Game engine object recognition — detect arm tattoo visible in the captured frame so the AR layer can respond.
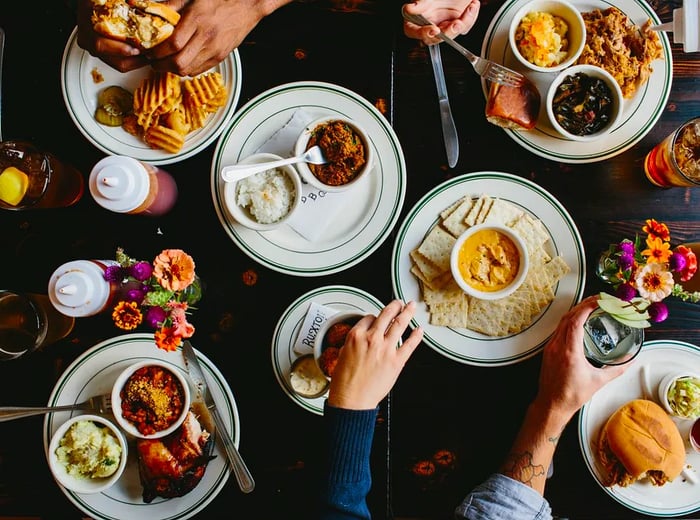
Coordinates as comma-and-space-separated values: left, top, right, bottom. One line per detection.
502, 452, 545, 488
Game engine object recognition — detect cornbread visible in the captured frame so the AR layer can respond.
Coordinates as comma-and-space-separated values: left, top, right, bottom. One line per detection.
55, 420, 122, 479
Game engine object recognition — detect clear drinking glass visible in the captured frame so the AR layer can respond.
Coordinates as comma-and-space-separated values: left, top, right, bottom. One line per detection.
583, 308, 644, 367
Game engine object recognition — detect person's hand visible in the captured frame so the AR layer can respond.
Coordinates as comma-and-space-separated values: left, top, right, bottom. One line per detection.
535, 296, 630, 422
76, 0, 150, 73
146, 0, 290, 77
402, 0, 481, 46
327, 300, 423, 410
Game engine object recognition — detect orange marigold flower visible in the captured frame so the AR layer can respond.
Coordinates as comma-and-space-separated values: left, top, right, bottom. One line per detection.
112, 301, 143, 330
432, 449, 457, 468
154, 327, 182, 352
153, 249, 196, 291
643, 219, 670, 242
642, 236, 672, 264
411, 460, 436, 477
242, 269, 258, 286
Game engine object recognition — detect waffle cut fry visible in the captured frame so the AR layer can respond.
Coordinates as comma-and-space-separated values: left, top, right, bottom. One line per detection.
120, 70, 228, 153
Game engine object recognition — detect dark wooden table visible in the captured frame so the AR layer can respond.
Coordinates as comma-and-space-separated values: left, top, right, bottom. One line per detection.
1, 0, 699, 519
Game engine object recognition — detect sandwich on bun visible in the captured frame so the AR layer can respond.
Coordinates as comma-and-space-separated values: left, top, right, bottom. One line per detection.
597, 399, 685, 487
485, 78, 540, 131
91, 0, 181, 50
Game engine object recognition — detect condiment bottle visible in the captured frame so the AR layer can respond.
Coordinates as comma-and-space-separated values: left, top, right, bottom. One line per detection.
89, 155, 177, 216
47, 260, 122, 317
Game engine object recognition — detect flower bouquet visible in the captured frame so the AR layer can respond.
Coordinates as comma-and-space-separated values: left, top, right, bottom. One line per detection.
105, 248, 202, 351
596, 219, 699, 326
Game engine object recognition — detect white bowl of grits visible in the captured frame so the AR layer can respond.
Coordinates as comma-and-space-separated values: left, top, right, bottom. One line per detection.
48, 414, 127, 494
224, 152, 302, 231
450, 224, 529, 301
509, 0, 586, 73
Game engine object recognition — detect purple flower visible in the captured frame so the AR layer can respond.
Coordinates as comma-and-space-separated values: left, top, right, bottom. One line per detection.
125, 289, 145, 304
615, 283, 637, 301
104, 265, 126, 282
144, 306, 168, 329
618, 241, 635, 255
129, 261, 153, 281
647, 301, 669, 323
669, 252, 687, 272
618, 252, 635, 271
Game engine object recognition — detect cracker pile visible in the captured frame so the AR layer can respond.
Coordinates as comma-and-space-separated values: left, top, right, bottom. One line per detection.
410, 194, 570, 336
123, 71, 227, 153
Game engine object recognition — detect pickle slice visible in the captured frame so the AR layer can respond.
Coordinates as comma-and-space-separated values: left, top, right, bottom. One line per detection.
95, 86, 134, 127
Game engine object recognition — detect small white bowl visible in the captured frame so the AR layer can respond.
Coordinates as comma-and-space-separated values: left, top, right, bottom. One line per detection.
48, 414, 127, 494
294, 116, 373, 193
450, 224, 529, 301
224, 152, 303, 231
111, 360, 191, 439
657, 371, 700, 419
290, 353, 330, 398
313, 310, 366, 379
509, 0, 586, 73
546, 64, 624, 142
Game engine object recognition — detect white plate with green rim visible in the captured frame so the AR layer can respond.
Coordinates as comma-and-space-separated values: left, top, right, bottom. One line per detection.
481, 0, 672, 163
391, 171, 586, 366
579, 339, 700, 517
210, 81, 406, 277
61, 27, 242, 165
271, 285, 385, 415
43, 333, 238, 520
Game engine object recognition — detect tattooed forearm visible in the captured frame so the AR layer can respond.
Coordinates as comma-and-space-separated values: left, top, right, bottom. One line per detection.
502, 452, 546, 488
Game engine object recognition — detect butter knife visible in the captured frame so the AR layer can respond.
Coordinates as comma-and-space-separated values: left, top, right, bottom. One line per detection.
429, 43, 459, 168
182, 340, 255, 493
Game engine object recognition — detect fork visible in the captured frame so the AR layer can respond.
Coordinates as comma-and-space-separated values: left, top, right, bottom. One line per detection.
402, 10, 526, 88
0, 393, 112, 422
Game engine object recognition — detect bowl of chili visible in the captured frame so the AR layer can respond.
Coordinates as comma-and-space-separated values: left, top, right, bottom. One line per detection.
545, 64, 623, 141
111, 359, 191, 439
293, 115, 374, 192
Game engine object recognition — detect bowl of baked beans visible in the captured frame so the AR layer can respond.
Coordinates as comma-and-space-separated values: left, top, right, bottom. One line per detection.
111, 360, 191, 439
293, 115, 374, 193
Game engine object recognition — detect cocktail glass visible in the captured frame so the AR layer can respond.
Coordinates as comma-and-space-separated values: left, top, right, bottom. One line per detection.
583, 308, 644, 367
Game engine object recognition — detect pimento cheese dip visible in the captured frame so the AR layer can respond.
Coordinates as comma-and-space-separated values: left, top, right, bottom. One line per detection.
456, 229, 520, 292
120, 365, 185, 436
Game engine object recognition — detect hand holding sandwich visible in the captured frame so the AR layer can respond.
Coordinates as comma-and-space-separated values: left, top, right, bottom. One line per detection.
77, 0, 293, 76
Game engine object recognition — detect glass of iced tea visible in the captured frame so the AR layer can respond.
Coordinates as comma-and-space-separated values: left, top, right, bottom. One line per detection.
0, 140, 85, 210
644, 117, 700, 187
0, 291, 75, 360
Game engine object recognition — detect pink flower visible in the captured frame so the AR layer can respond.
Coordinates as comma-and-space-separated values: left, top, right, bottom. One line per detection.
168, 301, 195, 339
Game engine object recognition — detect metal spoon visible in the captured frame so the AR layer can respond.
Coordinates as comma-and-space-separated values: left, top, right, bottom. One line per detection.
220, 145, 326, 183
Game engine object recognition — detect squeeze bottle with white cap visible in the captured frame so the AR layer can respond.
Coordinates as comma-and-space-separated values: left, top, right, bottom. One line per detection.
47, 260, 122, 317
89, 155, 178, 216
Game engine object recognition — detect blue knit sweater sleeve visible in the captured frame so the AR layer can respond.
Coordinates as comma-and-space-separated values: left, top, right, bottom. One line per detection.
319, 401, 377, 519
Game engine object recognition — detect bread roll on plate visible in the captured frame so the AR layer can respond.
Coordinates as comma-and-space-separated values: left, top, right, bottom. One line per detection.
485, 78, 541, 131
92, 0, 181, 50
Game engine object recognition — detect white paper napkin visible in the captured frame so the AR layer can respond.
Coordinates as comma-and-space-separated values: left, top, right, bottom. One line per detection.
293, 302, 339, 356
256, 109, 346, 241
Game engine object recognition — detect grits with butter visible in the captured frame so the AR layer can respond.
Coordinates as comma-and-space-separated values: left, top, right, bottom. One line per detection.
409, 194, 570, 336
456, 228, 520, 292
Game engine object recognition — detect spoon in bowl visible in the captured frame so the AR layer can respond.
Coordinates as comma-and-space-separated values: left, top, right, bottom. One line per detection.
221, 145, 327, 183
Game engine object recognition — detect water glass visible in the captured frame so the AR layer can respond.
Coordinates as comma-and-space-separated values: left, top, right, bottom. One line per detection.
583, 308, 644, 367
0, 290, 75, 361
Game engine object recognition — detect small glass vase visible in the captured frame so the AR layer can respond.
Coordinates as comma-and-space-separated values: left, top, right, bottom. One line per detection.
596, 249, 619, 285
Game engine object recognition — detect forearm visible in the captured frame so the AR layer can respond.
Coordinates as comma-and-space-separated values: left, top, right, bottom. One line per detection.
500, 400, 573, 495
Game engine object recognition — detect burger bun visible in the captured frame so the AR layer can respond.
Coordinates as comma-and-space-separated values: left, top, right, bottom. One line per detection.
597, 399, 685, 487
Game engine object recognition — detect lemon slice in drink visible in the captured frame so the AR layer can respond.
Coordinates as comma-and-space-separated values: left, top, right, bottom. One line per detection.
0, 166, 30, 206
